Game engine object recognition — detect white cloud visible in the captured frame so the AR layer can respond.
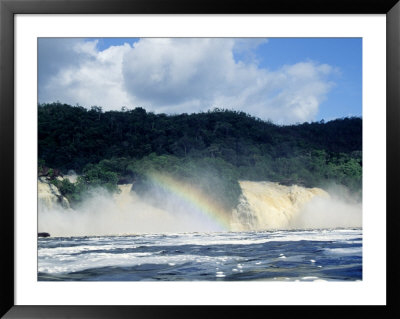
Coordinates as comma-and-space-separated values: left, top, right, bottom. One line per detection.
39, 38, 336, 124
39, 39, 132, 108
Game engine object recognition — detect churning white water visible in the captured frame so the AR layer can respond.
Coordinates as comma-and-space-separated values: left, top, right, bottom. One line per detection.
38, 179, 361, 237
37, 178, 362, 282
38, 229, 363, 281
231, 181, 361, 231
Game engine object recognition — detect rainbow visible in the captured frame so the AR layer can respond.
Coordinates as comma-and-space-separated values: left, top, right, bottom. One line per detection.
147, 172, 232, 231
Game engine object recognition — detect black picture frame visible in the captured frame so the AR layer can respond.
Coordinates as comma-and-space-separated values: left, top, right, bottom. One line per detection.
1, 0, 399, 318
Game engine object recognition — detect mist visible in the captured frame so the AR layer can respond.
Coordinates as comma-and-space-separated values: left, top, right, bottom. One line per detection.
290, 191, 362, 229
38, 179, 362, 237
38, 184, 224, 237
231, 181, 362, 231
290, 182, 361, 229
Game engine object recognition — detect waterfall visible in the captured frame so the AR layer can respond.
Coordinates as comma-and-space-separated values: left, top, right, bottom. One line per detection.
38, 178, 361, 236
230, 181, 330, 231
38, 177, 70, 209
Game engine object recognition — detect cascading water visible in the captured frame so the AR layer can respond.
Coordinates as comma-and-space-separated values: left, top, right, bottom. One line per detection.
38, 177, 70, 209
38, 178, 363, 281
38, 177, 361, 236
231, 181, 330, 231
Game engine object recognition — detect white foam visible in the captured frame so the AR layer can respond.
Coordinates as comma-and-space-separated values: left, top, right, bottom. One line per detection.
38, 229, 362, 275
133, 229, 362, 247
324, 247, 362, 255
38, 253, 241, 274
38, 244, 138, 257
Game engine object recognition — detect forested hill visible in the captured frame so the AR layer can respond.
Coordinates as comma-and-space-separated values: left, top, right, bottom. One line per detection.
38, 103, 362, 210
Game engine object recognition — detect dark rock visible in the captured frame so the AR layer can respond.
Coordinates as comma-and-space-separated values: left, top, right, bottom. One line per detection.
38, 166, 62, 179
38, 232, 50, 238
118, 175, 135, 184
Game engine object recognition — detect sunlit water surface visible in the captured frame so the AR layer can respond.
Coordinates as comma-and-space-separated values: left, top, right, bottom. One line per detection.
38, 228, 362, 281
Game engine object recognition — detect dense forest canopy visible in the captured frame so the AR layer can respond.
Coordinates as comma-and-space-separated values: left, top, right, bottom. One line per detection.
38, 102, 362, 210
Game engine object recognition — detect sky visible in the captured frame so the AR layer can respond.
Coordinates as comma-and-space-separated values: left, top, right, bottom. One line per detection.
38, 37, 361, 125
